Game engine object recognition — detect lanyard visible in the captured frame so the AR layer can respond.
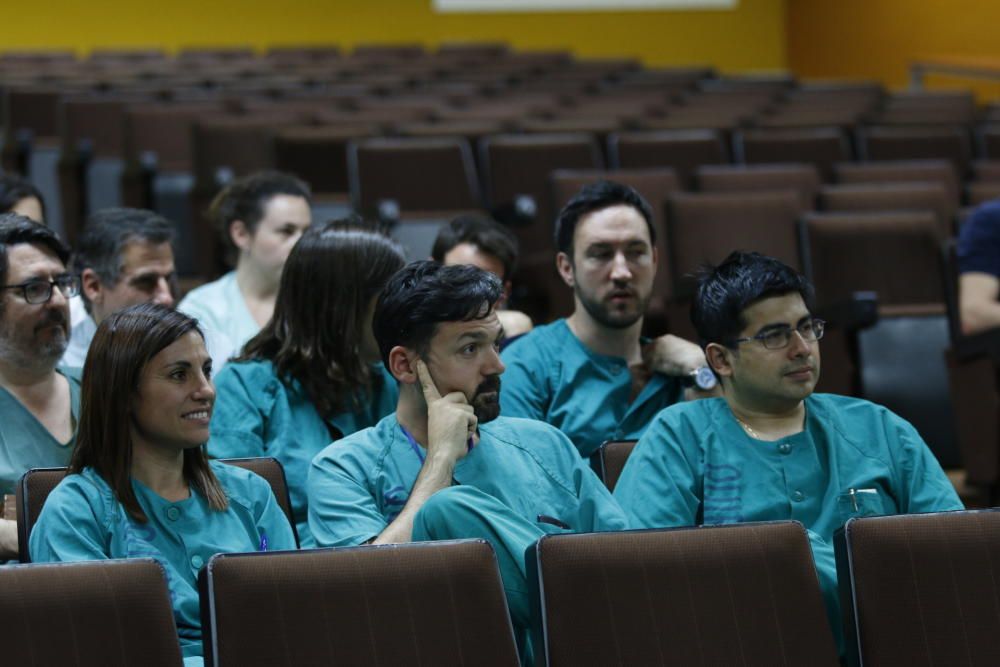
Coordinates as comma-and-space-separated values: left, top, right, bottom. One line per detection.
399, 424, 426, 464
398, 424, 475, 465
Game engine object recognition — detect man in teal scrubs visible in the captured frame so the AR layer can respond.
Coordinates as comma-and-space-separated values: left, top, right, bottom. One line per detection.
614, 250, 963, 648
0, 214, 82, 560
500, 180, 709, 458
308, 262, 627, 661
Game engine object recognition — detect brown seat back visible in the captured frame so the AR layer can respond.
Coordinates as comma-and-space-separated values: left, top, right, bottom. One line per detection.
1, 558, 184, 666
837, 510, 1000, 666
594, 439, 638, 492
218, 457, 298, 547
696, 162, 821, 209
201, 539, 520, 667
531, 521, 839, 666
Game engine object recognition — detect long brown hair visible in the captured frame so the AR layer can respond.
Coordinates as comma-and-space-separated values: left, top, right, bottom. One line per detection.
239, 220, 405, 418
69, 303, 227, 523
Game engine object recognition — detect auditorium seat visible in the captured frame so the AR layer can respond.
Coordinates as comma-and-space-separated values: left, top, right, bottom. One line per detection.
818, 182, 956, 237
858, 125, 973, 177
274, 124, 376, 205
968, 181, 1000, 206
610, 129, 729, 190
528, 521, 838, 666
977, 124, 1000, 159
734, 127, 851, 180
836, 509, 1000, 667
696, 163, 821, 209
16, 458, 298, 562
833, 159, 960, 203
665, 190, 804, 298
591, 439, 638, 491
200, 539, 520, 667
2, 558, 184, 666
801, 211, 958, 465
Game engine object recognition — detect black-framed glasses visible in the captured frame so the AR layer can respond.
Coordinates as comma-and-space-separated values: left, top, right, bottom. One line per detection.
1, 274, 80, 304
733, 318, 825, 350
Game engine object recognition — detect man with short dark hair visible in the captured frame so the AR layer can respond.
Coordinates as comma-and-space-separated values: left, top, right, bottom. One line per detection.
431, 214, 533, 339
614, 250, 963, 648
501, 180, 709, 458
307, 261, 626, 661
62, 207, 176, 367
0, 214, 81, 559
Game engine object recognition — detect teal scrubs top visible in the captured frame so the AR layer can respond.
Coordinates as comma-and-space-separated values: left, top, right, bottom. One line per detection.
208, 359, 398, 547
0, 367, 81, 495
29, 461, 296, 664
500, 319, 684, 457
307, 414, 628, 548
614, 394, 964, 648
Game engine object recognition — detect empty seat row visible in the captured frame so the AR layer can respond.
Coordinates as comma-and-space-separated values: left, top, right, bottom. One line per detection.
6, 511, 1000, 666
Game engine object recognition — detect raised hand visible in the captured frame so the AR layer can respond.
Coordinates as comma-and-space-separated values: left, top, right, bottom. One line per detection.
415, 359, 475, 464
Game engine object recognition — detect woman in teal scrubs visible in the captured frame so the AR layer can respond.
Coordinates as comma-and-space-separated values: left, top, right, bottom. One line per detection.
30, 303, 296, 666
208, 221, 406, 546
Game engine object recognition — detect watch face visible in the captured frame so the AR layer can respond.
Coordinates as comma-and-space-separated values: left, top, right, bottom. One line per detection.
694, 366, 718, 391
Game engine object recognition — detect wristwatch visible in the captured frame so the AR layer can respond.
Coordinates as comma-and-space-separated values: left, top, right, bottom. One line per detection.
684, 366, 718, 391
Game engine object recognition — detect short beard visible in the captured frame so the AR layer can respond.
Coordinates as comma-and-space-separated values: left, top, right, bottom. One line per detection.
575, 283, 648, 330
0, 310, 69, 370
471, 375, 502, 423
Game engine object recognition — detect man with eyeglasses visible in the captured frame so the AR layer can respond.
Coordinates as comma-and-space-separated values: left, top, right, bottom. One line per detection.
614, 250, 962, 651
0, 214, 82, 559
62, 208, 176, 367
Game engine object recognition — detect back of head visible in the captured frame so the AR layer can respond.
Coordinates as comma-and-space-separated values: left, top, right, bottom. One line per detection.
0, 174, 45, 222
71, 303, 218, 521
209, 170, 312, 265
691, 251, 814, 348
554, 180, 655, 256
0, 212, 69, 287
431, 214, 519, 280
241, 219, 405, 415
374, 260, 504, 366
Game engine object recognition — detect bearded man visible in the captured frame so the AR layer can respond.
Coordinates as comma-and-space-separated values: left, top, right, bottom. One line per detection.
500, 180, 711, 457
307, 261, 627, 663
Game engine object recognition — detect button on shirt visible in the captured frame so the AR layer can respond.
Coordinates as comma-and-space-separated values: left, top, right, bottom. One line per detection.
500, 319, 684, 457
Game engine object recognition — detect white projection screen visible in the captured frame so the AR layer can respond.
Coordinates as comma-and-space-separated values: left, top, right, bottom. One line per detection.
433, 0, 737, 12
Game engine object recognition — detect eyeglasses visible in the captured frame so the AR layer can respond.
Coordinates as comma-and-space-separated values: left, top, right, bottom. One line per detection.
1, 274, 80, 305
733, 318, 825, 350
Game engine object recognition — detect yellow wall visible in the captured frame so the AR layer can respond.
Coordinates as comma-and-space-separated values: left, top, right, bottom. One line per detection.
787, 0, 1000, 100
1, 0, 786, 73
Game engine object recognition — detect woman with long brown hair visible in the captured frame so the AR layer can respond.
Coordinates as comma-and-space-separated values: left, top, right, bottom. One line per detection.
208, 220, 406, 547
30, 303, 296, 665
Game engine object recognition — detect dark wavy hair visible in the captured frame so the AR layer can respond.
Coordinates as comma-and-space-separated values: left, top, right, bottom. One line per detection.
691, 250, 815, 349
238, 220, 405, 417
553, 180, 655, 257
431, 214, 519, 280
69, 303, 227, 523
0, 174, 45, 222
373, 261, 504, 366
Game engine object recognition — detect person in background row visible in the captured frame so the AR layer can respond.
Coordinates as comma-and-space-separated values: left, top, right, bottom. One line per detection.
209, 221, 405, 546
308, 261, 627, 664
179, 171, 312, 373
0, 214, 80, 560
62, 207, 176, 367
614, 250, 963, 652
31, 303, 296, 667
0, 174, 45, 224
501, 180, 711, 458
431, 214, 533, 342
957, 200, 1000, 335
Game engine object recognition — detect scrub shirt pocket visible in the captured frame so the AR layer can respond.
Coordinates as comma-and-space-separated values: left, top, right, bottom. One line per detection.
837, 488, 886, 524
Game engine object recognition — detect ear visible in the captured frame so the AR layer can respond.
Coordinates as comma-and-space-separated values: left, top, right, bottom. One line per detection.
556, 251, 574, 288
387, 346, 417, 384
81, 268, 103, 305
230, 220, 252, 251
705, 342, 735, 380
